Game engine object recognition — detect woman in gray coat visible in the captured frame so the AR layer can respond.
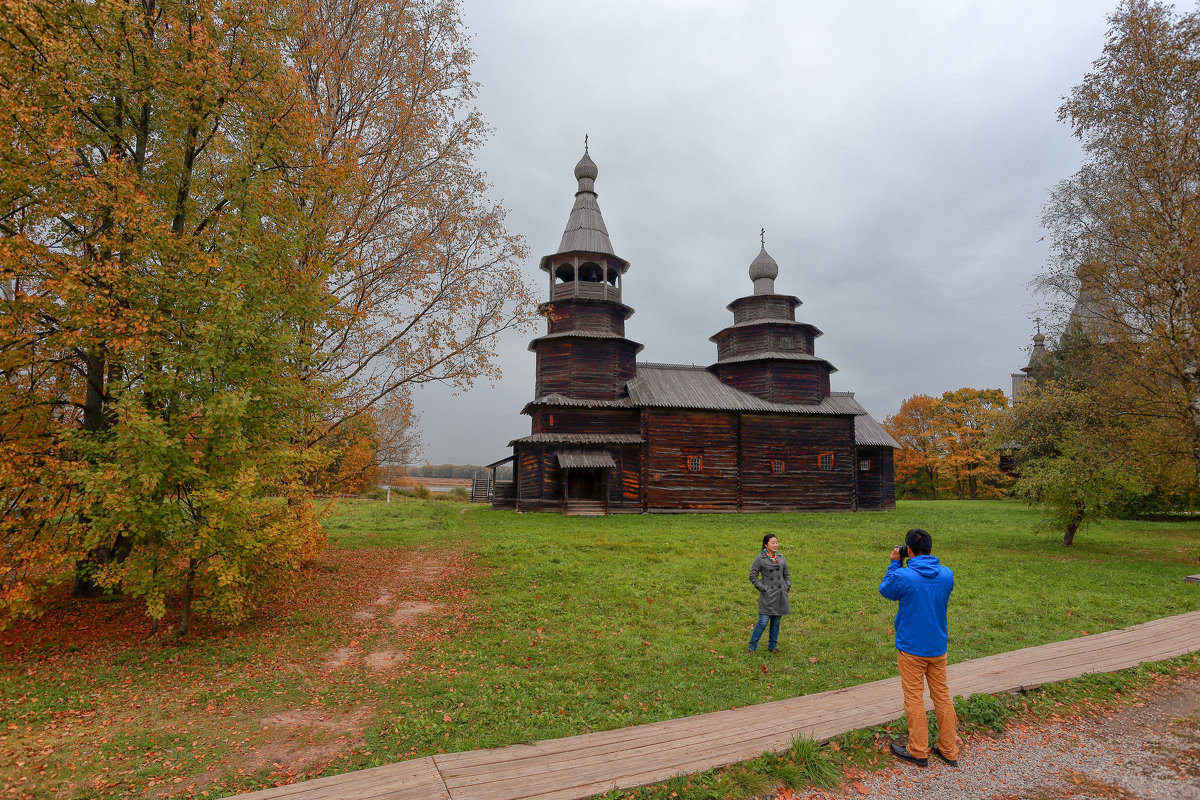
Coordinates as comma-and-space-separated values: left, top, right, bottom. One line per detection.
747, 533, 791, 653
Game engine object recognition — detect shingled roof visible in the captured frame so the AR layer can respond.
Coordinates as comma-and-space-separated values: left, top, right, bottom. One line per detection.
626, 363, 857, 414
622, 364, 896, 448
854, 412, 901, 448
557, 150, 614, 255
507, 432, 644, 447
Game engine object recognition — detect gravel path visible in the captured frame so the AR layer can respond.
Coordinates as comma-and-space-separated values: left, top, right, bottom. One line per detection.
792, 673, 1200, 800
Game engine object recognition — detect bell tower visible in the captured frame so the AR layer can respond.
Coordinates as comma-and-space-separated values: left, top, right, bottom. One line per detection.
530, 145, 642, 400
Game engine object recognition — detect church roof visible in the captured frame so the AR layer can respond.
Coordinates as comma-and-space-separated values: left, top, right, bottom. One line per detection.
508, 432, 643, 447
626, 363, 858, 414
712, 350, 837, 371
527, 331, 645, 353
749, 245, 779, 282
854, 412, 901, 449
557, 450, 617, 469
556, 148, 615, 256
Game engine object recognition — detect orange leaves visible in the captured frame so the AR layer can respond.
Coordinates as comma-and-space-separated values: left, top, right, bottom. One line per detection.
885, 389, 1010, 500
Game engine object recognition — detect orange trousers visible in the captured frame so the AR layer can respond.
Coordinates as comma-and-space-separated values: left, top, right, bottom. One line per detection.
897, 650, 959, 760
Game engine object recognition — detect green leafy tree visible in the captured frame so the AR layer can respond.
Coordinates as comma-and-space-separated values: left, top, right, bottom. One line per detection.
0, 0, 331, 631
995, 382, 1145, 545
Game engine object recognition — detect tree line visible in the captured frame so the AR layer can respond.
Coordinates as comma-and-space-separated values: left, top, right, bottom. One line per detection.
1000, 0, 1200, 544
885, 1, 1200, 544
0, 0, 536, 633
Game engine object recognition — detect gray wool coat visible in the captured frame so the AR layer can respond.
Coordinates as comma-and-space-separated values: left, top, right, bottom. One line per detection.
749, 551, 791, 616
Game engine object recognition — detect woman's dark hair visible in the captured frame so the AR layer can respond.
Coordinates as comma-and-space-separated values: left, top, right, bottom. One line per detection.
905, 528, 933, 555
762, 533, 778, 549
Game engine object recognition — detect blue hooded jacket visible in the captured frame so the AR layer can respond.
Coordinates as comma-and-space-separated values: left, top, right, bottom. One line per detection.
878, 554, 954, 658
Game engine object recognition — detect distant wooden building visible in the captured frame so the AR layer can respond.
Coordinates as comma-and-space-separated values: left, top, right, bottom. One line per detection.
489, 148, 897, 514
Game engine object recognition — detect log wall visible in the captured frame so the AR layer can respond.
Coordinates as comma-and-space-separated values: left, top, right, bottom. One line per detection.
643, 410, 740, 510
714, 326, 815, 359
730, 296, 797, 324
535, 339, 639, 400
855, 447, 895, 510
738, 414, 856, 511
543, 299, 629, 336
714, 361, 830, 404
531, 408, 640, 435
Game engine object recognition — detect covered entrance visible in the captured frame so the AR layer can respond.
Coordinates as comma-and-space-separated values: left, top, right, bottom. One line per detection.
557, 451, 615, 515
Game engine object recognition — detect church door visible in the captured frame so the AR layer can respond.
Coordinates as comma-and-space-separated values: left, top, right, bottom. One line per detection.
566, 467, 605, 500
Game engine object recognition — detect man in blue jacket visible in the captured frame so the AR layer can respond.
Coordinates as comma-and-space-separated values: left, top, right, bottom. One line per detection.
878, 528, 959, 767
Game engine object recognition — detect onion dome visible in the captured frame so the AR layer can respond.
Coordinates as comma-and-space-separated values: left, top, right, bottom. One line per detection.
574, 151, 598, 182
750, 245, 779, 295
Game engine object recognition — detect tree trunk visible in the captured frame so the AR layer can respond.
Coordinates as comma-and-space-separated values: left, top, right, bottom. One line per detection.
1062, 522, 1077, 547
178, 560, 196, 637
1182, 359, 1200, 487
73, 355, 132, 596
73, 354, 109, 597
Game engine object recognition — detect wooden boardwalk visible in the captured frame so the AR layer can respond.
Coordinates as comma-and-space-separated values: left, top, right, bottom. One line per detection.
231, 610, 1200, 800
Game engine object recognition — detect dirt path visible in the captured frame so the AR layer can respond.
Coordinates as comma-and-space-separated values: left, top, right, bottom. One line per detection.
793, 673, 1200, 800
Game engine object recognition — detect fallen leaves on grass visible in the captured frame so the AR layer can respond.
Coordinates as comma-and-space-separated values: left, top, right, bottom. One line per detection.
0, 545, 480, 800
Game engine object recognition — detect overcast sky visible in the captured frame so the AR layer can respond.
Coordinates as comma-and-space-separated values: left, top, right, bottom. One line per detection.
410, 0, 1116, 466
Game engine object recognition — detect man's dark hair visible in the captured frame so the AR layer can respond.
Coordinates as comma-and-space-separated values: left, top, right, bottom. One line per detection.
762, 533, 778, 549
905, 528, 932, 556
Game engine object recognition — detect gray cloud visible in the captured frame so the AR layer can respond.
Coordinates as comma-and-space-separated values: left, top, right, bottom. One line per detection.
411, 0, 1114, 464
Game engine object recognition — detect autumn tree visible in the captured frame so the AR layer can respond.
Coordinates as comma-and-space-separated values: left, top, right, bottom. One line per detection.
0, 0, 331, 631
884, 395, 943, 499
287, 0, 537, 470
884, 389, 1010, 499
934, 388, 1010, 499
1040, 0, 1200, 493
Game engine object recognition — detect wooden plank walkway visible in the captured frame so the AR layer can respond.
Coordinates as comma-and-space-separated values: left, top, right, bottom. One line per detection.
231, 610, 1200, 800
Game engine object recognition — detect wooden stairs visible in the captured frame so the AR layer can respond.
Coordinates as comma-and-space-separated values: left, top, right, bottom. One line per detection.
470, 475, 492, 503
564, 499, 607, 516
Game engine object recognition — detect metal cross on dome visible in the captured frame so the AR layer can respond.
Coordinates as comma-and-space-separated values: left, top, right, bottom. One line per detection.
760, 227, 765, 246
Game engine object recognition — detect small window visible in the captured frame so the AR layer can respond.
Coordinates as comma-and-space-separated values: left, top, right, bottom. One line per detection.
859, 458, 871, 472
780, 336, 792, 349
547, 413, 555, 427
688, 455, 703, 472
818, 453, 833, 471
770, 459, 785, 474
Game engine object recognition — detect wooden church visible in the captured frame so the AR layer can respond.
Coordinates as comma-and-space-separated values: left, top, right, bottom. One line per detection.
488, 147, 897, 514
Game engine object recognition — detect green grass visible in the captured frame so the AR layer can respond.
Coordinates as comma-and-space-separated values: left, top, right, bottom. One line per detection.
339, 498, 1198, 766
2, 497, 1197, 798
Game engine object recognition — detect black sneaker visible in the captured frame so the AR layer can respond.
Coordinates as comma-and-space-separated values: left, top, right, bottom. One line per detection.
889, 740, 928, 767
932, 744, 959, 767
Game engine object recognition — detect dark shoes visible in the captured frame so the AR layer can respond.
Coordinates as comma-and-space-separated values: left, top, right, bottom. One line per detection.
889, 740, 928, 767
932, 743, 959, 767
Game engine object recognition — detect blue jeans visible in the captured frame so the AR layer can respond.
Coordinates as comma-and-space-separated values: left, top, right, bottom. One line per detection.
748, 614, 781, 651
